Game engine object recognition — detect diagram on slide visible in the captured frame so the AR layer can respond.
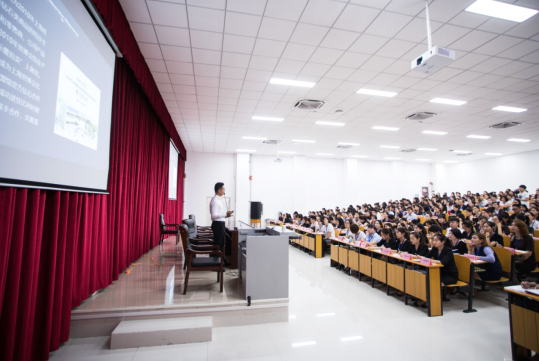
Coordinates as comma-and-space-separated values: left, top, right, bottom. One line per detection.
54, 53, 101, 150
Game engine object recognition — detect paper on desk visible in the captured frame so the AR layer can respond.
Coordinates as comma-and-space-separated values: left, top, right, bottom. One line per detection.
505, 285, 526, 293
525, 289, 539, 296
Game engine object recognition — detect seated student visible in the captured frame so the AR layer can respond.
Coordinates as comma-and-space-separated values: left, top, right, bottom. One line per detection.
349, 223, 366, 242
342, 220, 352, 237
303, 217, 311, 228
365, 224, 382, 245
374, 220, 383, 235
309, 216, 319, 231
446, 217, 463, 235
407, 231, 429, 257
319, 217, 335, 248
413, 223, 427, 240
461, 220, 475, 240
448, 228, 468, 255
499, 220, 537, 282
284, 213, 293, 224
426, 224, 442, 247
378, 228, 397, 249
395, 227, 412, 253
467, 233, 502, 282
481, 221, 503, 247
331, 216, 340, 230
404, 207, 418, 222
415, 234, 458, 308
278, 212, 284, 222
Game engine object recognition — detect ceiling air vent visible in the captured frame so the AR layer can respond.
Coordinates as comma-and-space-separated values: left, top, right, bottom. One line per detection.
400, 149, 416, 153
337, 144, 354, 149
263, 140, 281, 145
294, 99, 325, 111
489, 121, 522, 130
405, 112, 437, 120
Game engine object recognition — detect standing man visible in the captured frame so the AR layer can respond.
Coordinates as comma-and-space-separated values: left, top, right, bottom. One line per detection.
210, 182, 234, 266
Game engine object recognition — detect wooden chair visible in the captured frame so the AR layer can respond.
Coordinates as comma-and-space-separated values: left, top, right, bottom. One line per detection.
529, 240, 539, 275
179, 225, 224, 295
479, 247, 511, 290
443, 255, 470, 301
189, 214, 214, 236
535, 230, 539, 238
502, 236, 511, 248
159, 213, 181, 253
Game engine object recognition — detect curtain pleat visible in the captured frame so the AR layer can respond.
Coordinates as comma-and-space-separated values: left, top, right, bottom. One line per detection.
0, 57, 185, 361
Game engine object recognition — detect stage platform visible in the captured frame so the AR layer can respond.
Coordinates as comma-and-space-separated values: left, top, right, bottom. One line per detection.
70, 237, 288, 338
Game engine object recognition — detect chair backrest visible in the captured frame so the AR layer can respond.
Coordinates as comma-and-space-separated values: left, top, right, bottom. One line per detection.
503, 236, 511, 248
179, 225, 191, 254
535, 240, 539, 263
182, 218, 197, 238
535, 230, 539, 238
189, 214, 196, 223
159, 213, 165, 231
453, 255, 471, 283
493, 247, 511, 273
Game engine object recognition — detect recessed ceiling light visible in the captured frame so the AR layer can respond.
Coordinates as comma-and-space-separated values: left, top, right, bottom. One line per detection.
292, 139, 315, 143
444, 160, 459, 163
292, 341, 316, 347
236, 149, 256, 152
453, 150, 471, 154
372, 126, 399, 131
352, 155, 368, 158
417, 148, 437, 151
316, 313, 335, 317
430, 98, 467, 106
492, 106, 527, 113
316, 153, 333, 156
357, 88, 398, 97
242, 136, 267, 140
316, 121, 345, 126
422, 130, 447, 135
338, 142, 360, 146
252, 116, 284, 121
385, 157, 401, 160
466, 135, 491, 139
340, 336, 363, 342
415, 159, 431, 161
380, 145, 400, 149
507, 138, 530, 142
485, 153, 503, 156
465, 0, 538, 22
278, 151, 296, 154
270, 78, 316, 88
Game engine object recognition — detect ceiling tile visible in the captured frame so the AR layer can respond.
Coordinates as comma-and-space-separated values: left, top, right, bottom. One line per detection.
223, 34, 256, 54
491, 61, 534, 77
153, 25, 190, 47
225, 12, 262, 37
192, 48, 222, 65
252, 38, 286, 57
152, 72, 171, 83
300, 63, 332, 77
448, 53, 490, 70
249, 56, 279, 71
448, 11, 489, 29
139, 43, 163, 59
129, 23, 158, 43
394, 18, 443, 43
186, 0, 225, 10
187, 6, 225, 32
221, 66, 247, 79
221, 52, 250, 67
310, 48, 344, 65
258, 17, 296, 41
289, 23, 330, 46
119, 0, 152, 23
431, 24, 471, 48
521, 50, 539, 63
449, 30, 499, 52
281, 43, 317, 62
384, 0, 429, 16
300, 0, 346, 27
469, 57, 512, 73
375, 39, 417, 59
504, 14, 539, 39
226, 0, 267, 15
195, 76, 220, 87
245, 69, 272, 82
474, 35, 524, 56
274, 59, 306, 74
497, 40, 539, 60
145, 59, 167, 72
477, 18, 518, 34
333, 4, 380, 33
349, 34, 390, 55
264, 0, 308, 21
166, 60, 194, 75
319, 29, 360, 50
193, 63, 220, 77
360, 56, 394, 72
335, 52, 369, 69
325, 66, 356, 80
147, 1, 188, 27
417, 0, 474, 23
364, 11, 413, 38
190, 30, 223, 50
170, 73, 195, 85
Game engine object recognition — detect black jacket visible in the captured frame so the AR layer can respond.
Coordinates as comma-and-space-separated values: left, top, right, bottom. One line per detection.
396, 239, 412, 253
452, 240, 468, 255
409, 243, 429, 257
426, 247, 458, 280
377, 238, 398, 250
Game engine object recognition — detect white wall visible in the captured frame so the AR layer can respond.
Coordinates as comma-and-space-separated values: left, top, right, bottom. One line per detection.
442, 149, 539, 194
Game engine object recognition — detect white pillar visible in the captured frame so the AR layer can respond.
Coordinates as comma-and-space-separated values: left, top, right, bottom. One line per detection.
234, 153, 250, 227
293, 156, 307, 214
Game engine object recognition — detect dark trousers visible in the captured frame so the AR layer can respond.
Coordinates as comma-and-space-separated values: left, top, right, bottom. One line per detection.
211, 221, 225, 253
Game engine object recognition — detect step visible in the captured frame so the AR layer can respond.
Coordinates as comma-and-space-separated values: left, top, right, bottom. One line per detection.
110, 316, 212, 349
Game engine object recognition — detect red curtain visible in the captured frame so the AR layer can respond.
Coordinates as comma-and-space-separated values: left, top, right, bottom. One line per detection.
0, 59, 185, 361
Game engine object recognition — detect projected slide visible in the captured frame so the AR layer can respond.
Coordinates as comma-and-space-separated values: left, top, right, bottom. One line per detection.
54, 53, 101, 150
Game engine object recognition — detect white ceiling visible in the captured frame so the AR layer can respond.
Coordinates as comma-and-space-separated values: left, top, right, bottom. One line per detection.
118, 0, 539, 163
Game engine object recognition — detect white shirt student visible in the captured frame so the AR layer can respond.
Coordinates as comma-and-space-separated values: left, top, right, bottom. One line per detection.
319, 219, 334, 242
518, 185, 530, 207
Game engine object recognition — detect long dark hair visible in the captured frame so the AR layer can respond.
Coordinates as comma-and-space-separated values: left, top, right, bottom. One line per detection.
410, 231, 426, 247
381, 228, 395, 240
396, 227, 410, 241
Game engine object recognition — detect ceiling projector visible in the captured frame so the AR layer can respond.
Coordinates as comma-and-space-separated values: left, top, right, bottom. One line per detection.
411, 45, 455, 74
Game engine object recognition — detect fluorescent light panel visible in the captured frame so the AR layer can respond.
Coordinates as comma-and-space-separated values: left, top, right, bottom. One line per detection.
485, 153, 503, 156
430, 98, 467, 106
316, 153, 333, 156
292, 341, 316, 347
507, 138, 530, 142
357, 88, 397, 97
465, 0, 538, 22
338, 142, 360, 146
422, 130, 447, 135
292, 139, 315, 143
242, 136, 267, 140
270, 78, 315, 88
252, 116, 284, 121
316, 121, 345, 126
236, 149, 256, 152
417, 148, 437, 151
466, 135, 491, 139
492, 106, 527, 113
453, 150, 471, 154
380, 145, 400, 149
385, 157, 401, 160
372, 126, 399, 131
340, 336, 363, 342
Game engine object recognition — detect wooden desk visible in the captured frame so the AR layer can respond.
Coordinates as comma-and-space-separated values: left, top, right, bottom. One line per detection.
225, 227, 239, 269
505, 286, 539, 360
286, 225, 324, 258
329, 238, 444, 317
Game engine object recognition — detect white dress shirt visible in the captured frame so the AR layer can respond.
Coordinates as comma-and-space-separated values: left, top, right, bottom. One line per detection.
320, 224, 334, 239
210, 194, 228, 222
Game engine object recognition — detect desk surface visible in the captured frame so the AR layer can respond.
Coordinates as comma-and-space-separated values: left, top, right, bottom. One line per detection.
505, 285, 539, 302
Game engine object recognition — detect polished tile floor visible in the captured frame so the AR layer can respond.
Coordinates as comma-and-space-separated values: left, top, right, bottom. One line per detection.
55, 243, 513, 360
73, 237, 244, 311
